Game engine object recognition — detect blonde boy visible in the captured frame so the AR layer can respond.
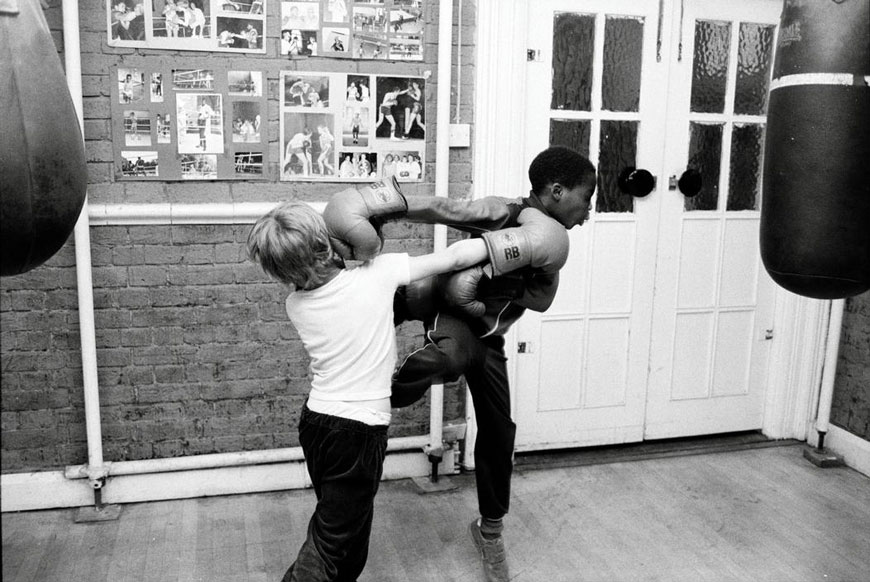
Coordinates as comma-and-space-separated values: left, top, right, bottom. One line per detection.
247, 197, 487, 581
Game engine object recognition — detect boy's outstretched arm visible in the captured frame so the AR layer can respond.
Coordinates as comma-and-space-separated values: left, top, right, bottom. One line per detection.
407, 238, 487, 283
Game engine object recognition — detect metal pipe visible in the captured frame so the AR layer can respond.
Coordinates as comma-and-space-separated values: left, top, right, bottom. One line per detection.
815, 298, 845, 448
62, 0, 107, 493
426, 0, 455, 470
87, 202, 297, 226
64, 433, 458, 479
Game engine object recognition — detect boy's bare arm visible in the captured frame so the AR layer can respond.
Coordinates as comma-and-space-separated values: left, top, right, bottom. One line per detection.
407, 238, 487, 283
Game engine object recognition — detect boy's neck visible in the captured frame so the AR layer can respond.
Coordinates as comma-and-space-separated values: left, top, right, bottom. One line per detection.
301, 259, 342, 291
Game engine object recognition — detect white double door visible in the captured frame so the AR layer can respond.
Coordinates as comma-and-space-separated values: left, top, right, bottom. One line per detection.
511, 0, 781, 450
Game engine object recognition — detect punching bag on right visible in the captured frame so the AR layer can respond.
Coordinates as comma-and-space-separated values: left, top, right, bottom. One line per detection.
760, 0, 870, 299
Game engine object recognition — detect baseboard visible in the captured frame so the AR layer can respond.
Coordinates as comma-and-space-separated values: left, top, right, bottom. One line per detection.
1, 447, 456, 513
826, 425, 870, 477
514, 431, 799, 472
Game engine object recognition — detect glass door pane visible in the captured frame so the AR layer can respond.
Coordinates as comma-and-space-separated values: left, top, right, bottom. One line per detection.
549, 10, 648, 213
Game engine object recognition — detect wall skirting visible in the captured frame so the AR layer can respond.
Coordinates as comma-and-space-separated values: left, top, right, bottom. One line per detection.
824, 425, 870, 478
1, 447, 457, 513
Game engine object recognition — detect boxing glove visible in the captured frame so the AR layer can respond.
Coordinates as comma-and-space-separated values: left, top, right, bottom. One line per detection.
394, 276, 438, 325
480, 207, 569, 277
322, 175, 408, 260
440, 265, 486, 317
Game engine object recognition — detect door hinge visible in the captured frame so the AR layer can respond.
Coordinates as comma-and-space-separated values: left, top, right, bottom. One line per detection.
527, 49, 542, 62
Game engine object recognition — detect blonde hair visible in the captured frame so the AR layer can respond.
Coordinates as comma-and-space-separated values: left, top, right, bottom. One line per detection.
246, 201, 335, 289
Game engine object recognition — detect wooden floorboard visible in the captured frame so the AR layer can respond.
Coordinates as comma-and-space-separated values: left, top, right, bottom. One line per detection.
3, 444, 869, 582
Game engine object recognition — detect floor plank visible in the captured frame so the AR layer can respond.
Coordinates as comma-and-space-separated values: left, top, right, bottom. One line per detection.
3, 445, 869, 582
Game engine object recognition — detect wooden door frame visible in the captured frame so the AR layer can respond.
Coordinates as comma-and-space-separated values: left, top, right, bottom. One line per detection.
465, 0, 822, 466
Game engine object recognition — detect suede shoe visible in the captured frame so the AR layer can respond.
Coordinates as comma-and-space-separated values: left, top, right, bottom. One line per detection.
469, 519, 509, 582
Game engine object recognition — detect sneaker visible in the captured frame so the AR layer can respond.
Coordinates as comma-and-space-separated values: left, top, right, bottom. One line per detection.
468, 519, 509, 582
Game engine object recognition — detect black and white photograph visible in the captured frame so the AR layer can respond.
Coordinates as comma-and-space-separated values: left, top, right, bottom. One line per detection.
337, 151, 378, 179
156, 113, 172, 144
312, 122, 336, 177
215, 16, 262, 49
352, 4, 387, 33
324, 0, 349, 23
217, 0, 263, 15
379, 149, 420, 180
234, 151, 263, 176
123, 109, 151, 146
120, 150, 158, 176
180, 153, 217, 179
374, 75, 425, 140
118, 68, 146, 104
389, 34, 422, 60
346, 75, 373, 103
323, 26, 349, 53
351, 33, 388, 59
281, 1, 319, 30
151, 0, 211, 41
342, 105, 369, 147
390, 150, 422, 181
175, 93, 223, 154
228, 70, 263, 96
284, 74, 330, 108
231, 102, 262, 143
107, 0, 266, 52
280, 28, 318, 57
109, 0, 146, 43
150, 72, 164, 102
172, 68, 215, 91
282, 111, 332, 178
389, 3, 422, 34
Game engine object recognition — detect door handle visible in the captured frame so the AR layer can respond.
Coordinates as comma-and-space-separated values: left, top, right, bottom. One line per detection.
674, 168, 702, 197
617, 167, 656, 197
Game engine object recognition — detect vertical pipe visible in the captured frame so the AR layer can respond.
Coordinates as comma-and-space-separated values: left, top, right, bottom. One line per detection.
815, 298, 845, 448
62, 0, 105, 478
429, 0, 455, 460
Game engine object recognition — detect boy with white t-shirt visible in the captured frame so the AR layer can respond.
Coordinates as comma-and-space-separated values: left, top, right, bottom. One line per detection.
246, 194, 488, 582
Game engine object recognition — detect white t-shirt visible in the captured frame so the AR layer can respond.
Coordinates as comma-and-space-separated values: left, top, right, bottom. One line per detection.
285, 253, 411, 404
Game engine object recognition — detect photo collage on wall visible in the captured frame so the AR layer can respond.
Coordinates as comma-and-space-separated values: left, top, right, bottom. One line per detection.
107, 0, 267, 53
280, 71, 425, 182
280, 0, 423, 61
113, 66, 268, 180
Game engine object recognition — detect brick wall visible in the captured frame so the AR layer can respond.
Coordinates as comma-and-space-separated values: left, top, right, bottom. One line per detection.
831, 291, 870, 440
1, 0, 476, 473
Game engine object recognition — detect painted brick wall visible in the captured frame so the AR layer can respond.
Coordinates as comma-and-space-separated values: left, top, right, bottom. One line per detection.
1, 0, 477, 473
831, 291, 870, 440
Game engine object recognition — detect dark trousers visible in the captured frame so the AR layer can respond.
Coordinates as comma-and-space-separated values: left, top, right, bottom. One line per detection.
282, 406, 389, 582
394, 312, 516, 519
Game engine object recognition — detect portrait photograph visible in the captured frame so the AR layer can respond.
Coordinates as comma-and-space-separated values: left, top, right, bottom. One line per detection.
118, 68, 146, 104
176, 93, 224, 154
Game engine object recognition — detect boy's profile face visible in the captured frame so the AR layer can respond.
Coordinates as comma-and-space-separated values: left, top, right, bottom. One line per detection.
547, 175, 596, 229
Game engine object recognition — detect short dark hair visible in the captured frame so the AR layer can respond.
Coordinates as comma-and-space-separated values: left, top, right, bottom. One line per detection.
528, 146, 596, 194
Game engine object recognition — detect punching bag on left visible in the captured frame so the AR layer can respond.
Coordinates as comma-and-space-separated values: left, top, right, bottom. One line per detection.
0, 0, 88, 277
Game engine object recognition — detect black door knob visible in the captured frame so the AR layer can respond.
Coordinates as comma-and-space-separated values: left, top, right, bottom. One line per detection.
678, 168, 702, 197
617, 167, 656, 197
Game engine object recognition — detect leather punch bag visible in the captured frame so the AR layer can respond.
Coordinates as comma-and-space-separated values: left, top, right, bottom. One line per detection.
760, 0, 870, 299
0, 0, 88, 277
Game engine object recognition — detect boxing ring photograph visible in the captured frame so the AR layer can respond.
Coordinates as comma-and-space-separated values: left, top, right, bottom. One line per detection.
1, 0, 868, 581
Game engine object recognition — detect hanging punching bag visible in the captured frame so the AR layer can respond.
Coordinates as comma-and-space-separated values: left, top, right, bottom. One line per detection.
760, 0, 870, 299
0, 0, 88, 277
